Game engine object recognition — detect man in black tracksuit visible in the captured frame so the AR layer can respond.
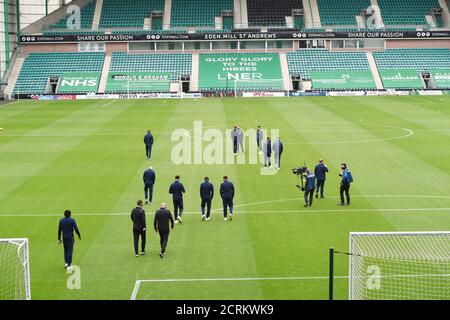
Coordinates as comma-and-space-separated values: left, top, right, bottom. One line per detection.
131, 200, 146, 257
314, 159, 329, 198
58, 210, 81, 269
143, 167, 156, 204
144, 130, 154, 160
220, 176, 235, 221
200, 177, 214, 221
169, 175, 185, 224
154, 203, 174, 258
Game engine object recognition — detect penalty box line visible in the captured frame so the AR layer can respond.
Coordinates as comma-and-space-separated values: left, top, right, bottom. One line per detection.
130, 275, 349, 300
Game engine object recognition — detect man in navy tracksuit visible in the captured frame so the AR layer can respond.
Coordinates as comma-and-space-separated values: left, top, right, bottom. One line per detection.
263, 137, 272, 168
304, 170, 316, 207
58, 210, 81, 270
220, 176, 235, 221
231, 126, 239, 154
339, 163, 353, 206
144, 130, 154, 160
256, 126, 263, 153
200, 177, 214, 221
143, 167, 156, 204
169, 175, 185, 224
314, 159, 329, 199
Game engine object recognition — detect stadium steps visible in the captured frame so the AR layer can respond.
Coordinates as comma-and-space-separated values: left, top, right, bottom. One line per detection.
366, 52, 384, 90
4, 57, 25, 98
302, 0, 321, 28
309, 0, 322, 28
370, 0, 385, 28
98, 54, 112, 94
163, 0, 172, 30
437, 0, 450, 28
190, 54, 199, 91
234, 0, 244, 28
279, 53, 293, 91
92, 0, 103, 30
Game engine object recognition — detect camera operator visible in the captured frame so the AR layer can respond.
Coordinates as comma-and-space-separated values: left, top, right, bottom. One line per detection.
303, 169, 316, 207
339, 163, 353, 206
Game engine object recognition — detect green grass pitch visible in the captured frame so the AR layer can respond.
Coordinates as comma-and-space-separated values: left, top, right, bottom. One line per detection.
1, 96, 450, 300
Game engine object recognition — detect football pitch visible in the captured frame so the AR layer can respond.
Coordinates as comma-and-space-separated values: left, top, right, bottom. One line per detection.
1, 96, 450, 300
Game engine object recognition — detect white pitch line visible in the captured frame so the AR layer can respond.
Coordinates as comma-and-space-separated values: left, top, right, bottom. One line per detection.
102, 100, 118, 108
130, 280, 142, 300
130, 276, 348, 300
1, 195, 450, 218
1, 207, 450, 218
0, 101, 17, 108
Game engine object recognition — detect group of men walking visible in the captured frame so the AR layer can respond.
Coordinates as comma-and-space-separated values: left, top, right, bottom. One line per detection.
56, 128, 353, 268
302, 160, 353, 208
133, 171, 236, 258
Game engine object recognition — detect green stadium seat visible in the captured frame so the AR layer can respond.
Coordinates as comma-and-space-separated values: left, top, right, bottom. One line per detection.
377, 0, 440, 26
100, 0, 165, 29
317, 0, 371, 26
13, 52, 105, 95
170, 0, 233, 28
287, 49, 371, 81
48, 1, 96, 30
106, 52, 192, 93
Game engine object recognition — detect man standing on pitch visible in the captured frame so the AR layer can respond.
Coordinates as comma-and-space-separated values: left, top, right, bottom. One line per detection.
200, 176, 214, 221
220, 176, 235, 221
169, 175, 185, 224
256, 125, 263, 154
314, 159, 329, 199
339, 163, 353, 206
237, 126, 244, 153
272, 137, 284, 170
143, 166, 156, 204
304, 169, 316, 207
144, 130, 154, 160
263, 137, 272, 168
231, 125, 239, 154
58, 210, 81, 270
131, 200, 146, 257
154, 203, 174, 258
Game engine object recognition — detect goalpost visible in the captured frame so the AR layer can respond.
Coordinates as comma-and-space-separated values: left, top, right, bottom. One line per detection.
0, 239, 31, 300
233, 79, 287, 97
348, 232, 450, 300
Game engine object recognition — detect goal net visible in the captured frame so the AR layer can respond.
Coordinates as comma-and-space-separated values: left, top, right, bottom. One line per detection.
0, 239, 31, 300
349, 232, 450, 300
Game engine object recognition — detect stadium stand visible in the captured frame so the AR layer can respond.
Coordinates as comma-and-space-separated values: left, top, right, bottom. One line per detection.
170, 0, 234, 28
109, 52, 191, 79
373, 48, 450, 71
317, 0, 370, 26
13, 52, 105, 95
246, 0, 302, 27
287, 49, 371, 80
373, 48, 450, 89
105, 52, 191, 93
377, 0, 441, 26
48, 0, 96, 30
99, 0, 165, 29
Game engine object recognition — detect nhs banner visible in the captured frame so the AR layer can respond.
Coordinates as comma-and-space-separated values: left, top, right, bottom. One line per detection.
57, 72, 101, 93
